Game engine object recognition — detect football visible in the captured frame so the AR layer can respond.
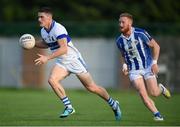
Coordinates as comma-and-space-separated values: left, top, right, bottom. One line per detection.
19, 34, 35, 49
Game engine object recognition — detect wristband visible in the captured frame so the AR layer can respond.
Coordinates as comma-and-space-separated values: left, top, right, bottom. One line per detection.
152, 60, 157, 64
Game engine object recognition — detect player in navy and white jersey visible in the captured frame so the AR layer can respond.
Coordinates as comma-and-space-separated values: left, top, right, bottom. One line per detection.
117, 27, 153, 72
34, 7, 121, 120
116, 13, 171, 121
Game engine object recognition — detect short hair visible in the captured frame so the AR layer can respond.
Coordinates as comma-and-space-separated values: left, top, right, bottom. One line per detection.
120, 12, 133, 21
38, 7, 53, 15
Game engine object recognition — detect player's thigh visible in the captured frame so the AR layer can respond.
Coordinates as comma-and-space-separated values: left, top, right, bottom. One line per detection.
49, 64, 69, 81
76, 72, 95, 87
145, 77, 160, 96
132, 78, 148, 97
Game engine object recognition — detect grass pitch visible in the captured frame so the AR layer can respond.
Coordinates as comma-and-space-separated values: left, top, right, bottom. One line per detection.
0, 88, 179, 126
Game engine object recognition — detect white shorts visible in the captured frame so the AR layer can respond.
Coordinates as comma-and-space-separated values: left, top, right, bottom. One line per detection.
56, 57, 88, 74
129, 65, 155, 81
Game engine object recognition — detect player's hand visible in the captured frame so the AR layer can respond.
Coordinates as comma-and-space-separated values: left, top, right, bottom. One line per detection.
35, 54, 49, 65
122, 63, 129, 75
151, 64, 159, 75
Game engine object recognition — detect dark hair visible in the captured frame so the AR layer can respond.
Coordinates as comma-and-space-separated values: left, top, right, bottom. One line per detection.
38, 7, 53, 15
120, 12, 133, 21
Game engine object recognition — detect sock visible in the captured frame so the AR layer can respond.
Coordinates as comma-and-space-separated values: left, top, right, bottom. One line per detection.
107, 97, 117, 110
61, 96, 72, 109
154, 111, 162, 118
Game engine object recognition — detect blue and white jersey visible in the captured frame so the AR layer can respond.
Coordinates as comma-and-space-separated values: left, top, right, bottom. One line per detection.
41, 20, 82, 64
116, 27, 153, 71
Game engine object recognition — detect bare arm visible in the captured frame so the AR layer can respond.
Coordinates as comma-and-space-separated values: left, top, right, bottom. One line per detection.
148, 39, 160, 74
148, 39, 160, 61
47, 38, 67, 60
34, 38, 67, 65
35, 39, 49, 49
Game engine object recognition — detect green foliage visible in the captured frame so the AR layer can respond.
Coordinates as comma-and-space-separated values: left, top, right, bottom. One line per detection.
0, 0, 179, 37
0, 0, 179, 23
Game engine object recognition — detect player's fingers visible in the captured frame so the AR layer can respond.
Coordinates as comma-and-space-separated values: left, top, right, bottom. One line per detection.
154, 67, 159, 74
125, 70, 129, 75
35, 60, 41, 65
152, 69, 155, 75
37, 54, 42, 57
34, 58, 40, 62
151, 70, 154, 75
122, 68, 126, 72
122, 69, 128, 75
35, 60, 39, 64
152, 69, 158, 76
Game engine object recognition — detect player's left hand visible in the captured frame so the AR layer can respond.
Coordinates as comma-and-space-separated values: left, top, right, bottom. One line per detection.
122, 63, 129, 76
151, 64, 159, 75
35, 54, 49, 65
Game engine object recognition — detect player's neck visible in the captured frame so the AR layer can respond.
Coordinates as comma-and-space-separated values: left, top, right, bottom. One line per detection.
123, 31, 131, 37
45, 20, 54, 31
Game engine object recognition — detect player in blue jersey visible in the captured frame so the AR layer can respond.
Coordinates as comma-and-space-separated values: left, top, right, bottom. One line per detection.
116, 13, 171, 121
34, 7, 121, 120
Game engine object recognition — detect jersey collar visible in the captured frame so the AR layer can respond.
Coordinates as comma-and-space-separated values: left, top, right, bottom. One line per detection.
44, 20, 55, 33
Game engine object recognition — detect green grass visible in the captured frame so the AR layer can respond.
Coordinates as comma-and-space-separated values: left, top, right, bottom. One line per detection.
0, 88, 180, 126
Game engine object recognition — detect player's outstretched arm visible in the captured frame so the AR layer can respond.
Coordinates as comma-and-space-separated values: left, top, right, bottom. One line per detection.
47, 38, 67, 60
34, 38, 67, 65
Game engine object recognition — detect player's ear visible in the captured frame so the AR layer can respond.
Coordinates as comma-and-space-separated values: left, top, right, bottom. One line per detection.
129, 19, 133, 25
47, 13, 52, 18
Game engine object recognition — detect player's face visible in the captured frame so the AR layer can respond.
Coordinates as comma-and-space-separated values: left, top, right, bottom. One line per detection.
38, 12, 52, 28
119, 17, 132, 34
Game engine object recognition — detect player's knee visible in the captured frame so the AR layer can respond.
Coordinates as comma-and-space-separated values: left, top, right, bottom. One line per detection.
48, 77, 57, 87
86, 84, 98, 93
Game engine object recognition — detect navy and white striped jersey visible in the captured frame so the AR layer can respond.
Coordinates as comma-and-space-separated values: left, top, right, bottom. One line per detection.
116, 27, 153, 71
41, 20, 81, 63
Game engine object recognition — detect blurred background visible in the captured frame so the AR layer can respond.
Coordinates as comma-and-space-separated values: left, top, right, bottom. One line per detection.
0, 0, 179, 92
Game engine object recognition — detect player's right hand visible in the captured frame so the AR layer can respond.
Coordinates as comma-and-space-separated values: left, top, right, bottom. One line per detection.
34, 54, 49, 65
122, 63, 129, 75
151, 63, 159, 75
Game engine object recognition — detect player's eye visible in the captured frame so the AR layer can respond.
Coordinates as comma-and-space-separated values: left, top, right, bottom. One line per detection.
38, 16, 44, 19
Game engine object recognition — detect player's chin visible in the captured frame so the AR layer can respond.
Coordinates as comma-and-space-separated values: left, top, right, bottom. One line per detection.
39, 23, 44, 27
120, 28, 125, 33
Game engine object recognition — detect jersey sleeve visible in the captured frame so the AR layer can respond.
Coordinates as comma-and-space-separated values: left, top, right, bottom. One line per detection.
54, 24, 71, 42
135, 27, 152, 45
142, 30, 152, 44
